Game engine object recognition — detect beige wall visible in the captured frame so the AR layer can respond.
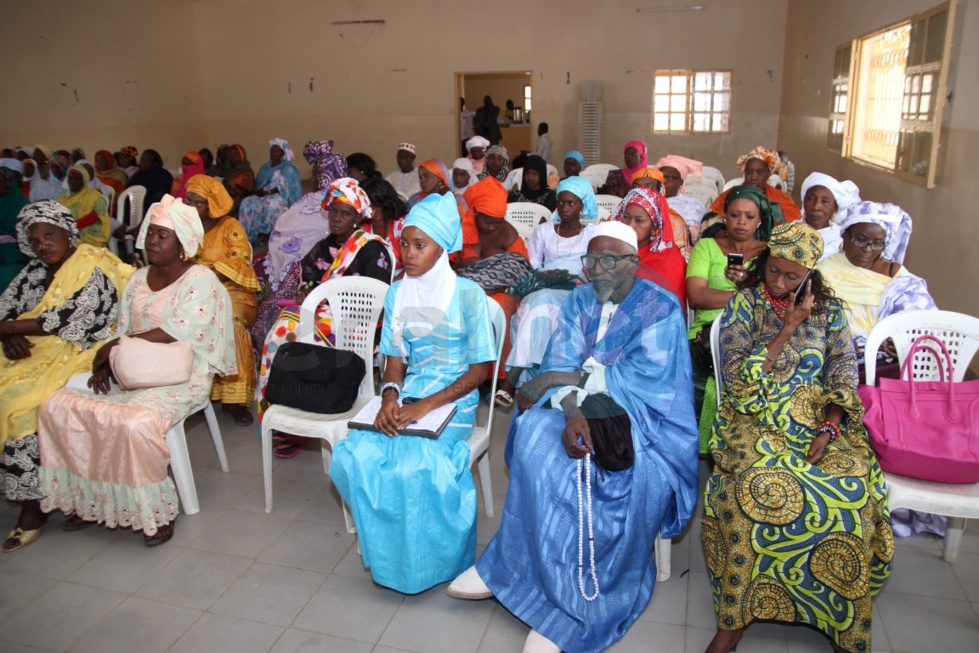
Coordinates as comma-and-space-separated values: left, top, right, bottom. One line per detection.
2, 1, 207, 167
3, 0, 788, 178
777, 0, 979, 330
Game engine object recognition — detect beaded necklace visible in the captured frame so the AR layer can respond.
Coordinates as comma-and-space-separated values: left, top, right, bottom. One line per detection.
763, 283, 788, 320
577, 453, 600, 601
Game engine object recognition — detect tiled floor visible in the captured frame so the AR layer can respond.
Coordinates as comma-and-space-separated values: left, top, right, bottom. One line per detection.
2, 406, 978, 653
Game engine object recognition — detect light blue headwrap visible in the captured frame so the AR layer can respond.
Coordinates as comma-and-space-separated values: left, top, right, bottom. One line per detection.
403, 192, 462, 253
553, 176, 599, 222
564, 150, 585, 167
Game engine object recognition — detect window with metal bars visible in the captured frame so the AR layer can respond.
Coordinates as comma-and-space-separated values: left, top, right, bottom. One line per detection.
828, 1, 955, 188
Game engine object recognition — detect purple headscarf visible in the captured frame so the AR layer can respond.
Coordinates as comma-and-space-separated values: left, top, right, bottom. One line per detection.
303, 140, 347, 191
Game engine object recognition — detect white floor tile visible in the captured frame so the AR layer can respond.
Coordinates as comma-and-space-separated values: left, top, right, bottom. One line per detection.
292, 574, 403, 643
187, 508, 293, 558
876, 592, 978, 652
69, 596, 200, 653
377, 588, 494, 653
67, 538, 179, 594
209, 562, 326, 627
134, 549, 252, 610
168, 612, 283, 653
0, 581, 125, 651
884, 543, 967, 600
639, 567, 689, 625
475, 605, 528, 653
257, 519, 356, 573
0, 570, 57, 627
269, 629, 372, 653
607, 620, 684, 652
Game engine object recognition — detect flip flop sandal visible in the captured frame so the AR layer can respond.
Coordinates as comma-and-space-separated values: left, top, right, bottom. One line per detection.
494, 389, 514, 408
274, 437, 303, 459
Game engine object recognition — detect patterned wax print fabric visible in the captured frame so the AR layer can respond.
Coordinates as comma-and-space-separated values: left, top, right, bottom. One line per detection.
701, 288, 893, 653
477, 280, 699, 653
329, 278, 495, 594
37, 265, 236, 536
238, 156, 303, 243
0, 245, 132, 501
192, 216, 260, 406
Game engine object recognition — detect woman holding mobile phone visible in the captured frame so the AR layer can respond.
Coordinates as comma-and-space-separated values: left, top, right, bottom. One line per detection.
702, 221, 892, 653
686, 185, 774, 421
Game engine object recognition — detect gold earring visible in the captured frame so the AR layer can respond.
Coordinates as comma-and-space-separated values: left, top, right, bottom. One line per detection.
180, 251, 188, 261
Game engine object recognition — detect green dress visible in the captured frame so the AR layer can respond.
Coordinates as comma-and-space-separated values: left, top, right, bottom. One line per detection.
701, 287, 893, 653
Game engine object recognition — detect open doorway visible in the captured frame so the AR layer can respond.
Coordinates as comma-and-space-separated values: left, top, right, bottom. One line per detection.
456, 71, 532, 158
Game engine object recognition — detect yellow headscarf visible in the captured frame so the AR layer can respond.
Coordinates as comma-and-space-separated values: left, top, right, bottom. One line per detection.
186, 174, 234, 218
768, 222, 823, 270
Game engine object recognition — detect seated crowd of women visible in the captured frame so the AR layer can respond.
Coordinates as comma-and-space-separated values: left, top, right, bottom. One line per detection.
0, 135, 940, 653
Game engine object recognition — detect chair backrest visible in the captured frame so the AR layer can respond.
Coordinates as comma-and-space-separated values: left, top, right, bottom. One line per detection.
594, 194, 622, 217
506, 202, 552, 229
681, 183, 717, 210
482, 297, 507, 435
864, 309, 979, 385
504, 168, 522, 192
507, 219, 535, 242
117, 185, 147, 228
298, 276, 390, 398
101, 185, 116, 214
580, 163, 620, 190
698, 166, 726, 194
546, 163, 559, 182
710, 318, 724, 404
767, 173, 785, 191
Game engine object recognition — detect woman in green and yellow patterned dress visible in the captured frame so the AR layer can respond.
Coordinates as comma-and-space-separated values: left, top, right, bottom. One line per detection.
701, 222, 893, 653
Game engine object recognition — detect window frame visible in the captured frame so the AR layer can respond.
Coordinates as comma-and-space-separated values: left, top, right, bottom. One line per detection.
652, 69, 732, 135
829, 1, 956, 189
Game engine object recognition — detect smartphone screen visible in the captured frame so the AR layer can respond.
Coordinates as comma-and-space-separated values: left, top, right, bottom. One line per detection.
726, 253, 744, 267
793, 270, 813, 302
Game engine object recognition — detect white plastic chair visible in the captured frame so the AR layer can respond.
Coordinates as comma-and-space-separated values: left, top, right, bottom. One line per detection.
864, 309, 979, 562
261, 276, 389, 532
503, 168, 522, 192
468, 298, 505, 519
507, 219, 535, 242
594, 194, 623, 218
580, 163, 620, 190
64, 372, 227, 515
698, 166, 726, 195
710, 318, 724, 405
112, 185, 147, 259
681, 182, 718, 210
506, 202, 552, 230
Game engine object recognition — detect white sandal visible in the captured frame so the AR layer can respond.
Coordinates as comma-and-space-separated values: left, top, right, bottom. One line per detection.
447, 565, 493, 600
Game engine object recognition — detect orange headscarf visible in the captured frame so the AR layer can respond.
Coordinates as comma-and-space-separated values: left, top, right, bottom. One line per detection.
419, 159, 450, 189
461, 177, 508, 246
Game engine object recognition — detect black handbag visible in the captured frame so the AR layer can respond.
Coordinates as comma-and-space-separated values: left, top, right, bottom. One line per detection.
689, 321, 714, 376
265, 342, 366, 414
580, 393, 634, 472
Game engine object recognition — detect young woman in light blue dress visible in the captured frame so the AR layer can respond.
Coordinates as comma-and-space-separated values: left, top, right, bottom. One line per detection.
329, 192, 495, 594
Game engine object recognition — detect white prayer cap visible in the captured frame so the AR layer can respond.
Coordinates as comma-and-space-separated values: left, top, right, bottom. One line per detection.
397, 142, 416, 154
591, 220, 638, 252
0, 158, 24, 175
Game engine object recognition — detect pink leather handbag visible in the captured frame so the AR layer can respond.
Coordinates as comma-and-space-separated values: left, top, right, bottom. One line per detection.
859, 334, 979, 483
109, 335, 193, 390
